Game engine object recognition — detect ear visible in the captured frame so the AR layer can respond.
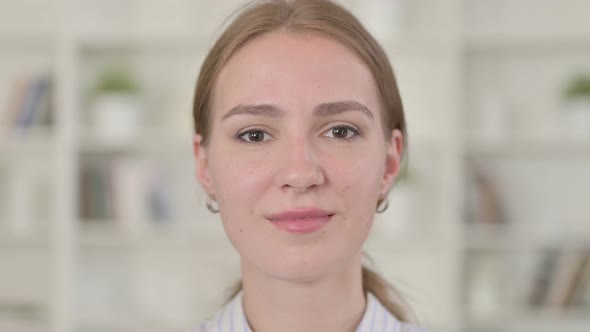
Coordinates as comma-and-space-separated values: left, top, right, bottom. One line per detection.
380, 129, 404, 197
193, 134, 215, 198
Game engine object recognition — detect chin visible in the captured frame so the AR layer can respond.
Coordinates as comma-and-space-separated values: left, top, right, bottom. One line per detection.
262, 254, 346, 282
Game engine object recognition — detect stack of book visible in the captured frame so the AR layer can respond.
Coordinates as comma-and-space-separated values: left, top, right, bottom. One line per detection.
528, 249, 590, 310
78, 159, 175, 230
0, 164, 52, 236
0, 74, 53, 136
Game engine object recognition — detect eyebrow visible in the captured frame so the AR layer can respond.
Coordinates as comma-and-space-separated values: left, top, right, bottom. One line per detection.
221, 100, 374, 121
221, 104, 283, 120
315, 101, 374, 120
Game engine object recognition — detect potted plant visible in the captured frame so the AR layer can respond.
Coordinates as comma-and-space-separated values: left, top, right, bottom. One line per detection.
90, 67, 142, 143
561, 73, 590, 137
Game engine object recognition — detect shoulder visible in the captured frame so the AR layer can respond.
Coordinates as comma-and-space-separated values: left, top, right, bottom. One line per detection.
187, 322, 433, 332
362, 292, 433, 332
186, 291, 435, 332
185, 322, 433, 332
184, 291, 246, 332
183, 310, 228, 332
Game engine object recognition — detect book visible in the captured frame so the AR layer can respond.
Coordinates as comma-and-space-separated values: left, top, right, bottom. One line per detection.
0, 77, 28, 136
526, 249, 590, 310
528, 249, 561, 306
110, 159, 150, 234
0, 74, 53, 137
146, 167, 175, 224
545, 250, 588, 308
562, 251, 590, 307
572, 255, 590, 306
79, 160, 176, 228
465, 160, 506, 225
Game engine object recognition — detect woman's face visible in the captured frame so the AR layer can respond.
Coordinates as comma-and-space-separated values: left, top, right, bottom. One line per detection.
194, 31, 403, 281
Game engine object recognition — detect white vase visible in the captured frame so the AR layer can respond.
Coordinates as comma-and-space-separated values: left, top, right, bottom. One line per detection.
91, 93, 141, 144
562, 97, 590, 138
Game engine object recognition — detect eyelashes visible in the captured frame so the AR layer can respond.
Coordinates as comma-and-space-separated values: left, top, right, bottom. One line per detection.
322, 126, 360, 140
236, 129, 273, 143
235, 125, 361, 144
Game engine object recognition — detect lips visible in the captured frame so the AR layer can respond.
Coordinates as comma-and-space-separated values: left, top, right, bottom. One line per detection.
267, 208, 334, 234
267, 208, 334, 221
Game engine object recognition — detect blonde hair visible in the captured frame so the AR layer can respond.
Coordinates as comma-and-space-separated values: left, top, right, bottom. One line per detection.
192, 0, 415, 323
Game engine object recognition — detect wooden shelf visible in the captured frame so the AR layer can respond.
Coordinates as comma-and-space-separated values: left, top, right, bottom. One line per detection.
77, 220, 230, 251
0, 234, 50, 249
0, 129, 55, 158
464, 223, 590, 251
78, 127, 193, 156
366, 230, 445, 252
465, 33, 590, 54
0, 35, 54, 51
0, 317, 47, 332
75, 31, 210, 53
462, 134, 590, 159
463, 306, 590, 329
75, 320, 175, 332
382, 33, 454, 56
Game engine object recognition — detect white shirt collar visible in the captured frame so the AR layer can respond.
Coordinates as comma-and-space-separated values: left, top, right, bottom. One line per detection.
194, 290, 429, 332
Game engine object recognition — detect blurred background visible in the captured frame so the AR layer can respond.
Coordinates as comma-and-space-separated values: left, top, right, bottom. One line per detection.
1, 0, 589, 331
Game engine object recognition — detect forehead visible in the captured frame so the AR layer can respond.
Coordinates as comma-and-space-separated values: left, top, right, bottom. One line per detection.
212, 31, 381, 116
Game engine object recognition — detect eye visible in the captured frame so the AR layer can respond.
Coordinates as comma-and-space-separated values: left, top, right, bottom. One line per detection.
236, 129, 273, 143
323, 125, 360, 141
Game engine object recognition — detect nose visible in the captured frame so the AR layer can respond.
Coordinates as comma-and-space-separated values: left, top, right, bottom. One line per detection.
275, 137, 325, 193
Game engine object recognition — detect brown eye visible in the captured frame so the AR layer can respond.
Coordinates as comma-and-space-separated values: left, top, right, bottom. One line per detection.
237, 129, 272, 143
324, 125, 360, 140
248, 130, 264, 141
332, 127, 349, 138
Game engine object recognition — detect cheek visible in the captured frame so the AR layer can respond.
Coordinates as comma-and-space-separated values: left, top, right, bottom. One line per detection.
324, 151, 385, 234
208, 152, 273, 214
330, 150, 384, 198
208, 153, 277, 259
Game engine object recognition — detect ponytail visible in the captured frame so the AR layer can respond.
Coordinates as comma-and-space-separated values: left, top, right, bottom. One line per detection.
361, 262, 417, 324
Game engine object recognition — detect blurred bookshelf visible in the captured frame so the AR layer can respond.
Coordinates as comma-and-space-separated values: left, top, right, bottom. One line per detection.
1, 1, 590, 332
458, 1, 590, 332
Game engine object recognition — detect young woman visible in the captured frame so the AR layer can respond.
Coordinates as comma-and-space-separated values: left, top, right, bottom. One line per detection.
190, 0, 432, 331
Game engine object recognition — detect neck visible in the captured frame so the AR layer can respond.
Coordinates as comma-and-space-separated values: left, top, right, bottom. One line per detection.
241, 255, 366, 332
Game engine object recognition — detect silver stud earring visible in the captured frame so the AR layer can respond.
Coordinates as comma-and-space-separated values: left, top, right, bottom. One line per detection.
376, 196, 389, 214
206, 196, 220, 213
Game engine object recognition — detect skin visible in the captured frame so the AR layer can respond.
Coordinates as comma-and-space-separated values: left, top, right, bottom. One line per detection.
193, 31, 403, 332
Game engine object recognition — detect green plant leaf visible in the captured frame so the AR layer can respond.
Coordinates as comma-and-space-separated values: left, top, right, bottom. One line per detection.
563, 74, 590, 100
94, 67, 139, 96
